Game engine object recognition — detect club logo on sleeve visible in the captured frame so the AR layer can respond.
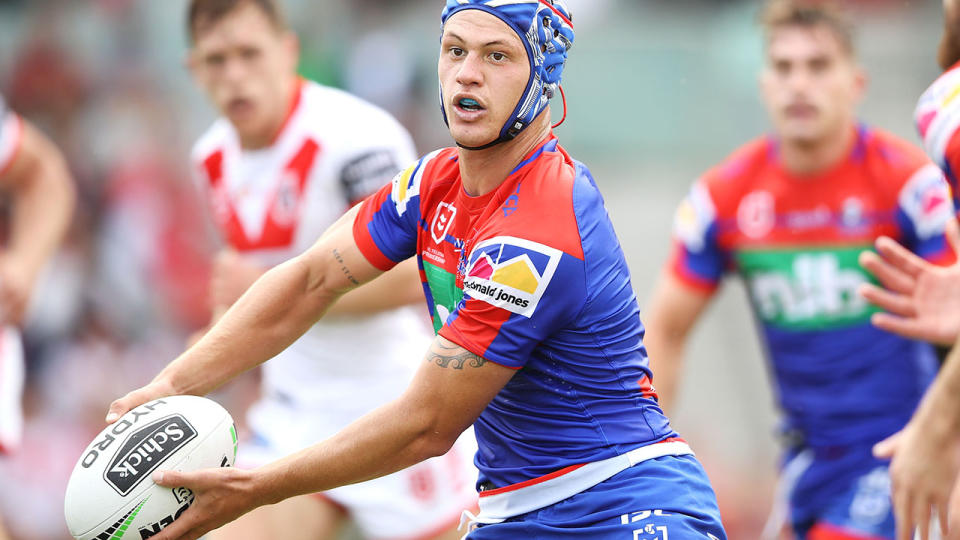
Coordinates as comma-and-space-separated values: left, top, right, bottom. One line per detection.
674, 180, 715, 251
462, 236, 563, 318
900, 163, 953, 240
431, 202, 457, 244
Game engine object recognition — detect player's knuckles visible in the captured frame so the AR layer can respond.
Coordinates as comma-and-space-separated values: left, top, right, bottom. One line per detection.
107, 398, 126, 413
108, 396, 135, 417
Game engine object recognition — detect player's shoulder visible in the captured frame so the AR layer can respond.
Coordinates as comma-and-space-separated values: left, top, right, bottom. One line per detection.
918, 63, 960, 117
703, 137, 771, 184
861, 126, 938, 189
300, 80, 380, 120
300, 80, 408, 138
488, 141, 585, 258
512, 139, 578, 210
388, 147, 458, 214
190, 118, 234, 167
859, 127, 950, 228
409, 146, 460, 185
695, 136, 773, 211
516, 138, 577, 191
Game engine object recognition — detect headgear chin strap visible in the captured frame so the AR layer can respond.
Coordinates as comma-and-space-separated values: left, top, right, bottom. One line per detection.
439, 0, 575, 150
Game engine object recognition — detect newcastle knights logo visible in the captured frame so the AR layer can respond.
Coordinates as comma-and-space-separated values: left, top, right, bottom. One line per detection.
431, 202, 457, 244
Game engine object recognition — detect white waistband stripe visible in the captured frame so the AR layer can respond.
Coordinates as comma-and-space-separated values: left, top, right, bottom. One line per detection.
472, 441, 694, 524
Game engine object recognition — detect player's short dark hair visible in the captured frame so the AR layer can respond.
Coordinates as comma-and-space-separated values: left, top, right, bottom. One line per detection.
759, 0, 855, 56
187, 0, 287, 43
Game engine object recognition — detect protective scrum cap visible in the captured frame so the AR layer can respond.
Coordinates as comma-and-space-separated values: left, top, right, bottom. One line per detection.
440, 0, 575, 150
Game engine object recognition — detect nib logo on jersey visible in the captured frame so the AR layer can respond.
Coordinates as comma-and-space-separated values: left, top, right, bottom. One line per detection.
104, 415, 198, 496
463, 236, 562, 318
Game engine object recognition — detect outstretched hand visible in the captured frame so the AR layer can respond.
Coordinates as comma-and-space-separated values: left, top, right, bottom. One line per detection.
859, 219, 960, 345
146, 467, 261, 540
874, 427, 960, 540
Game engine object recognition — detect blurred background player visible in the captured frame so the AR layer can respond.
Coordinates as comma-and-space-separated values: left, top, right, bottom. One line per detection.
643, 1, 955, 538
184, 1, 477, 539
857, 0, 960, 537
105, 1, 729, 538
0, 94, 75, 539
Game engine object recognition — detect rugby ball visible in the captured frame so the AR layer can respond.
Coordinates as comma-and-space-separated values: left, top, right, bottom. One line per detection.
64, 396, 237, 540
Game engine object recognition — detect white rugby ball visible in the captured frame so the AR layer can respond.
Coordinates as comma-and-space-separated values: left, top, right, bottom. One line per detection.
64, 395, 237, 540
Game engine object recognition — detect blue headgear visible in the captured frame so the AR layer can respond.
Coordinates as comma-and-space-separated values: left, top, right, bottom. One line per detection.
440, 0, 575, 150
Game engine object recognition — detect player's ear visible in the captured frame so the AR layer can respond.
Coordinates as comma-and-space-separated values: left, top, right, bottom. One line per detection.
852, 64, 867, 104
283, 31, 300, 72
184, 50, 200, 79
758, 68, 773, 107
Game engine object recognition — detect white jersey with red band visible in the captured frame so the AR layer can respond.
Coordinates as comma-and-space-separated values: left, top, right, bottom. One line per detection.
191, 80, 431, 420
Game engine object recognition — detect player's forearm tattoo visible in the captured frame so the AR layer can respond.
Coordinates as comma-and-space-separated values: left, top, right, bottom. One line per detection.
331, 248, 359, 285
429, 340, 487, 369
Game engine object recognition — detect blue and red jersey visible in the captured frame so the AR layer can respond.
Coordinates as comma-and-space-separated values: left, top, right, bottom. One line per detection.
669, 126, 954, 449
354, 137, 676, 488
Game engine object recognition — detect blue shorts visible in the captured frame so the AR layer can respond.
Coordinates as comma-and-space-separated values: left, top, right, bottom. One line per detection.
467, 454, 727, 539
785, 445, 894, 539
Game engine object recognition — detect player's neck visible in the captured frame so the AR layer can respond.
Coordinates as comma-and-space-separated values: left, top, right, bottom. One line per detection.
458, 115, 552, 197
779, 123, 856, 177
237, 76, 299, 150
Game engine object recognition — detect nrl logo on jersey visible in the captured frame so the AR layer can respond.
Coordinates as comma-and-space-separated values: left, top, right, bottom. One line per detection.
431, 203, 457, 244
737, 190, 775, 239
462, 236, 562, 318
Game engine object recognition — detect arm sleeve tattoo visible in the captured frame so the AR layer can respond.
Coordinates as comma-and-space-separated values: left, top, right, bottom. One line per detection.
427, 339, 487, 370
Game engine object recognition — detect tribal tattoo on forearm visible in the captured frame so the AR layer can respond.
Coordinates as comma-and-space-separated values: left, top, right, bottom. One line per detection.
331, 248, 360, 285
428, 340, 487, 370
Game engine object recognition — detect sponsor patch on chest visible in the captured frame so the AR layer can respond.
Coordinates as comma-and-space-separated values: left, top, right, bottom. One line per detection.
462, 236, 563, 318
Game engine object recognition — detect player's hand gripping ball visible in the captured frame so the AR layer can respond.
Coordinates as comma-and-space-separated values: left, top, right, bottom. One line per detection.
64, 396, 238, 540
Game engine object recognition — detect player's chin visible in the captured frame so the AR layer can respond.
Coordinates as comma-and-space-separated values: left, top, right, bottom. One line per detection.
450, 127, 498, 149
230, 113, 265, 134
779, 124, 825, 146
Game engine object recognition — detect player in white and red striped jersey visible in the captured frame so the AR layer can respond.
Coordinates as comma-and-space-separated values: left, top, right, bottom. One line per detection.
183, 1, 477, 540
0, 92, 75, 540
